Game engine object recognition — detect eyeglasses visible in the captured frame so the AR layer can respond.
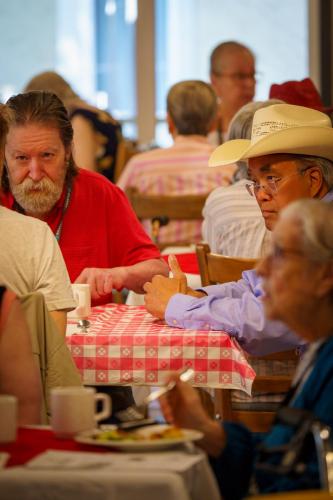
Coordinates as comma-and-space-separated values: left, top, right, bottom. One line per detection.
246, 168, 310, 197
214, 72, 257, 82
267, 243, 305, 262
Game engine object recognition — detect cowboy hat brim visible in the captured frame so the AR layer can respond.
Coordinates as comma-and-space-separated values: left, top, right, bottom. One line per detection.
209, 125, 333, 166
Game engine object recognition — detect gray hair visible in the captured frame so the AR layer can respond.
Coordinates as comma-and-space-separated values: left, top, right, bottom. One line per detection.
280, 198, 333, 263
294, 156, 333, 190
167, 80, 217, 136
227, 99, 284, 180
23, 71, 78, 108
210, 41, 254, 76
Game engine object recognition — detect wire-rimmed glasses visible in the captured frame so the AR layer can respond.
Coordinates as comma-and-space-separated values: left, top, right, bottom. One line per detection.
246, 168, 310, 197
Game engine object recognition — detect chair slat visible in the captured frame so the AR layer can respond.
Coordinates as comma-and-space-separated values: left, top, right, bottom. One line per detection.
126, 187, 208, 247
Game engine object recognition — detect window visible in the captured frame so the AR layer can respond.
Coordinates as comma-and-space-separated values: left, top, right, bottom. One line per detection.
155, 0, 308, 146
0, 0, 309, 147
95, 0, 137, 139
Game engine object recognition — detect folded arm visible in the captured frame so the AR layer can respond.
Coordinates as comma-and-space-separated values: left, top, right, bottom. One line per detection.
165, 274, 302, 355
145, 267, 302, 355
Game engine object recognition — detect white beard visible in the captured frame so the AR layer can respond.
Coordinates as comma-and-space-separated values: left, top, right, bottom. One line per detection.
10, 177, 64, 216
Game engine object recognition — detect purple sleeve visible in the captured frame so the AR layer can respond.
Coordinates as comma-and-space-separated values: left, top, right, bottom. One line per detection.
165, 270, 303, 355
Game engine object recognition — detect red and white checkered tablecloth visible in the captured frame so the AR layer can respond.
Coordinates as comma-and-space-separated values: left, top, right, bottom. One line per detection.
66, 304, 255, 395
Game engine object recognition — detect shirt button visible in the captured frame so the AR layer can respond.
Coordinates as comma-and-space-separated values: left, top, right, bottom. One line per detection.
204, 324, 210, 329
173, 320, 177, 325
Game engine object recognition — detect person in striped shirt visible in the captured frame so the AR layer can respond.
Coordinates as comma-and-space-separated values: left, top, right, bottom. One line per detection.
118, 80, 235, 246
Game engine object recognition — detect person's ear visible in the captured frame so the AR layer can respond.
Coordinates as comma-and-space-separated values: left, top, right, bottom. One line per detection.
166, 113, 176, 137
308, 166, 324, 197
314, 262, 333, 297
210, 72, 219, 92
208, 115, 218, 133
65, 147, 72, 165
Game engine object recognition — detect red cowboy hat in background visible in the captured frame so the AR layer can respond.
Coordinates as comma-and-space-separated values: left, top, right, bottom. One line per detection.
269, 78, 333, 115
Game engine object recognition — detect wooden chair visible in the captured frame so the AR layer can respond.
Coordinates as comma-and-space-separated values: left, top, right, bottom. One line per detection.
113, 139, 138, 183
196, 243, 298, 432
125, 187, 207, 248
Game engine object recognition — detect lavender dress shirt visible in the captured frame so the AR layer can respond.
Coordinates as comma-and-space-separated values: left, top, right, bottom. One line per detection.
165, 191, 333, 356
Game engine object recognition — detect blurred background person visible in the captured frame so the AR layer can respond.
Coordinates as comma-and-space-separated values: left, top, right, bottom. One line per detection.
23, 71, 123, 182
210, 41, 256, 144
269, 77, 333, 114
160, 198, 333, 498
118, 80, 235, 246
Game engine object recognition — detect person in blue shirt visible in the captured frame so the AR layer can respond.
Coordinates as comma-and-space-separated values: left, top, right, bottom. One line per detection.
160, 198, 333, 499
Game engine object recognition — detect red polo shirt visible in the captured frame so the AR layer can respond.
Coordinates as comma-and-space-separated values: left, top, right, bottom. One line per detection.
1, 169, 161, 305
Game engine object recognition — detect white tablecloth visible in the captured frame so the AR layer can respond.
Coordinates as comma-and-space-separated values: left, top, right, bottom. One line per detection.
0, 449, 221, 500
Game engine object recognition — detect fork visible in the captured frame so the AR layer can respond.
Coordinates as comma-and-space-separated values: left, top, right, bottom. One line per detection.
113, 368, 195, 427
142, 368, 194, 405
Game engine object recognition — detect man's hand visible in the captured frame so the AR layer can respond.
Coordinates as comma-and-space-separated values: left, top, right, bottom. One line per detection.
168, 254, 206, 298
159, 373, 225, 457
143, 255, 189, 319
75, 267, 127, 300
168, 254, 188, 292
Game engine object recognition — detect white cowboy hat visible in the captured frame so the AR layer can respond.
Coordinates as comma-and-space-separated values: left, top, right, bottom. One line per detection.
209, 103, 333, 166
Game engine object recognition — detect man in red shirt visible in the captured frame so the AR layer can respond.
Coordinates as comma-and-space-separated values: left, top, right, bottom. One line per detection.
1, 91, 168, 307
1, 91, 168, 418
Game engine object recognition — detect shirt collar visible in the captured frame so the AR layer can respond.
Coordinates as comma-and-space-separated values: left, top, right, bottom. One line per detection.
173, 134, 211, 145
323, 189, 333, 203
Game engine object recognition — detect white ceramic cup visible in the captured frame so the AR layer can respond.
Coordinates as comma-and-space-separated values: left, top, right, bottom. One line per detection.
50, 387, 111, 438
0, 395, 17, 443
68, 284, 91, 319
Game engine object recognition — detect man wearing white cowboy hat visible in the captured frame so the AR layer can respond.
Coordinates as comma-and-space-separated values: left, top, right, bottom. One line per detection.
144, 103, 333, 355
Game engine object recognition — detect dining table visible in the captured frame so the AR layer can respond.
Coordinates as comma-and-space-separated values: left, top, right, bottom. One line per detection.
0, 427, 221, 500
66, 303, 255, 396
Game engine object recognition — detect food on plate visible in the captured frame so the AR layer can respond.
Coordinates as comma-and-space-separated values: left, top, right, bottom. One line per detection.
95, 426, 184, 442
149, 427, 184, 440
95, 429, 140, 442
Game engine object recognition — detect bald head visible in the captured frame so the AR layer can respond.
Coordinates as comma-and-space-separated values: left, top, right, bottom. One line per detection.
210, 41, 254, 77
209, 41, 256, 134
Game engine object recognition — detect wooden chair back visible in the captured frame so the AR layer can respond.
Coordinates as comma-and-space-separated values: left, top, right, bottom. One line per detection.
196, 242, 257, 286
114, 139, 138, 183
195, 243, 298, 432
126, 187, 207, 248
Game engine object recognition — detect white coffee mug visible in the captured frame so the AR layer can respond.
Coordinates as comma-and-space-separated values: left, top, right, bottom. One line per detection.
68, 284, 91, 319
50, 387, 111, 438
0, 395, 17, 443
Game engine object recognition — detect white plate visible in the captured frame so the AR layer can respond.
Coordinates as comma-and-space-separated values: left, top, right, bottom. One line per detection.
75, 424, 203, 451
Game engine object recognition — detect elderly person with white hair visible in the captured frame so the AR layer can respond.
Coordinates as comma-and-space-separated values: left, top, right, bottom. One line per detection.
118, 80, 234, 246
160, 198, 333, 498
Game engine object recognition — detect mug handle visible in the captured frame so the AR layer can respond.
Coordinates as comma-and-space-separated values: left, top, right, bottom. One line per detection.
74, 289, 86, 316
94, 393, 112, 422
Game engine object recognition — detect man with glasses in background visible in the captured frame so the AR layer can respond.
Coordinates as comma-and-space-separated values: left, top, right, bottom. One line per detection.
144, 103, 333, 355
209, 41, 256, 144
